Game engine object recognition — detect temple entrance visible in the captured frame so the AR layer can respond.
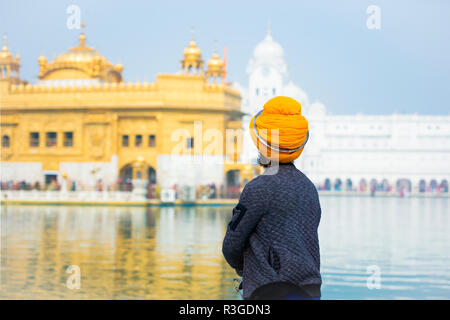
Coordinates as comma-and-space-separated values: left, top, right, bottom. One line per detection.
370, 179, 378, 191
226, 169, 241, 198
381, 179, 390, 192
119, 162, 155, 181
119, 161, 156, 192
396, 179, 412, 192
324, 178, 331, 191
359, 179, 367, 192
148, 167, 156, 185
429, 179, 438, 192
419, 179, 426, 192
45, 174, 57, 186
441, 179, 449, 193
226, 169, 240, 187
345, 178, 353, 191
120, 164, 133, 182
334, 178, 342, 191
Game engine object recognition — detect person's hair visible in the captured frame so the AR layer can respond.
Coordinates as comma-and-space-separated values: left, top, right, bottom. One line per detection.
258, 152, 293, 167
258, 153, 272, 168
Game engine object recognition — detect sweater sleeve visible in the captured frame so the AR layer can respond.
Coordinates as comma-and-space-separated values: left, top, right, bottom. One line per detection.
222, 179, 268, 272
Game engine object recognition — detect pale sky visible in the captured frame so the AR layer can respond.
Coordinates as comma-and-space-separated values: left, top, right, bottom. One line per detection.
1, 0, 449, 115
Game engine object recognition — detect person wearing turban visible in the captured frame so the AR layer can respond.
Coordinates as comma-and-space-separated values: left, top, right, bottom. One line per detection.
223, 96, 322, 300
250, 96, 309, 165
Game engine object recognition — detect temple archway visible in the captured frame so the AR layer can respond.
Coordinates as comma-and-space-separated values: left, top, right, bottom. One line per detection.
440, 179, 448, 193
381, 179, 390, 192
119, 164, 133, 182
359, 178, 367, 192
324, 178, 331, 191
148, 167, 156, 185
370, 178, 378, 190
226, 170, 240, 187
429, 179, 438, 192
396, 179, 412, 192
419, 179, 426, 193
120, 161, 155, 180
226, 169, 241, 199
345, 178, 353, 191
334, 178, 342, 191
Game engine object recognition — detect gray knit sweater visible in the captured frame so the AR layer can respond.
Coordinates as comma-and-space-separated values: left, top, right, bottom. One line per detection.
222, 162, 322, 299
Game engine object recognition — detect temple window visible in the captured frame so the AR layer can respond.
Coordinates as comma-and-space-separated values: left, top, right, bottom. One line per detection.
46, 132, 57, 147
186, 137, 194, 149
149, 134, 156, 147
135, 134, 142, 147
30, 132, 39, 147
2, 135, 10, 148
64, 132, 73, 147
122, 135, 129, 147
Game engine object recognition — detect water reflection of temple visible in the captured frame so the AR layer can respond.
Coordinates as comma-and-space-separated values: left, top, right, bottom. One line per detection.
0, 205, 237, 299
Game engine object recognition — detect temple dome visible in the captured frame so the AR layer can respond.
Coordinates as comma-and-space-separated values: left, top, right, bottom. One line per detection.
38, 31, 123, 82
247, 30, 287, 75
206, 51, 225, 83
207, 52, 224, 71
0, 35, 18, 64
183, 40, 202, 61
253, 33, 284, 61
181, 36, 204, 75
0, 34, 21, 84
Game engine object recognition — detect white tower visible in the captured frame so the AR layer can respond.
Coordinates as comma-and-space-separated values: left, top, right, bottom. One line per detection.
245, 27, 287, 116
242, 28, 288, 163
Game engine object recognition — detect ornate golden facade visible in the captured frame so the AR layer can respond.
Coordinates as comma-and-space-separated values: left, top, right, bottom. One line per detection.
0, 31, 253, 187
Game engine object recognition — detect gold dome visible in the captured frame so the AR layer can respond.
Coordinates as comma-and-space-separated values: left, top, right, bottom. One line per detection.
0, 45, 12, 60
115, 62, 124, 73
0, 34, 16, 63
38, 54, 47, 64
207, 52, 224, 70
181, 32, 204, 75
183, 40, 202, 60
38, 30, 123, 82
0, 34, 21, 84
54, 33, 101, 64
206, 51, 225, 83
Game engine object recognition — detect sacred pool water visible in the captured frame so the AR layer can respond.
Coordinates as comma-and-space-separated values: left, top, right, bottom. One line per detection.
0, 196, 448, 299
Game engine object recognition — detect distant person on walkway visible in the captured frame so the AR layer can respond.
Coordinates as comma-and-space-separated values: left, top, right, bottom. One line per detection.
222, 96, 322, 300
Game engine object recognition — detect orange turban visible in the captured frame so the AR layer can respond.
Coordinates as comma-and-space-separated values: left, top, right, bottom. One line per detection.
249, 96, 309, 163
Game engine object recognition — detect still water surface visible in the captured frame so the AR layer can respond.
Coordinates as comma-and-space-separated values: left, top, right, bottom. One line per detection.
0, 196, 449, 299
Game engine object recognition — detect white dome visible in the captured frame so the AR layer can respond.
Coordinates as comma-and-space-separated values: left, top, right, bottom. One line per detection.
247, 31, 287, 74
253, 34, 284, 61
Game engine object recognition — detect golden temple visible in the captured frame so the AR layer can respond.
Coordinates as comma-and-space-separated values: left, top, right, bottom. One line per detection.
0, 30, 254, 189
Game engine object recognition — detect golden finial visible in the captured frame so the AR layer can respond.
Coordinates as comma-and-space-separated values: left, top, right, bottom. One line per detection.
2, 33, 7, 50
79, 23, 86, 46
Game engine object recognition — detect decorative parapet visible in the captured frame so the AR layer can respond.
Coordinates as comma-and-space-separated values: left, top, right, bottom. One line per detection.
9, 80, 158, 94
1, 73, 242, 112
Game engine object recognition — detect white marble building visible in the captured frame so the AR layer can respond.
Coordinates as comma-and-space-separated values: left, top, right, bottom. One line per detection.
236, 30, 450, 192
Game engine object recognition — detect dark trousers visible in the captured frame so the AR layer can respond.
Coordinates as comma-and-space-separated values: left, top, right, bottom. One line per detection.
247, 282, 321, 300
